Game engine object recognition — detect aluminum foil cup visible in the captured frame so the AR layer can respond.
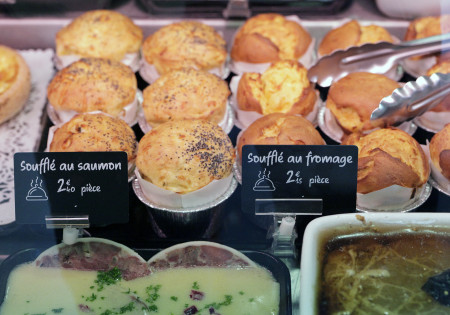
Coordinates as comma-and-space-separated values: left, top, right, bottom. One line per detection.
47, 90, 143, 127
356, 182, 432, 212
132, 177, 238, 238
139, 54, 230, 84
318, 106, 418, 143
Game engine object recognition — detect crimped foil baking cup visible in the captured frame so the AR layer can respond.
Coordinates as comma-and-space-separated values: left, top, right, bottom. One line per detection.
356, 182, 432, 212
401, 56, 437, 78
138, 102, 235, 135
233, 161, 242, 185
317, 106, 418, 143
429, 177, 450, 197
132, 176, 238, 238
414, 112, 450, 134
54, 52, 141, 72
47, 90, 143, 127
139, 54, 230, 85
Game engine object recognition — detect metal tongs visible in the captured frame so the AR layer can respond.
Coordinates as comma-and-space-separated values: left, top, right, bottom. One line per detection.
308, 33, 450, 87
370, 72, 450, 125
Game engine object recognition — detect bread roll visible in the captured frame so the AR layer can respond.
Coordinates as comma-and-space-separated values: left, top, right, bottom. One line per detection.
237, 60, 316, 116
326, 72, 400, 133
136, 120, 235, 194
50, 113, 137, 162
142, 68, 230, 127
404, 15, 450, 60
426, 60, 450, 112
237, 113, 325, 158
0, 45, 31, 124
231, 13, 312, 63
318, 20, 394, 56
56, 10, 142, 61
142, 21, 227, 76
404, 15, 450, 41
429, 123, 450, 181
342, 128, 429, 194
47, 58, 137, 118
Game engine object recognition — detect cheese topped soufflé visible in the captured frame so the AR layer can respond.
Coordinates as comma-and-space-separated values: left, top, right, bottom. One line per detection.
0, 45, 31, 124
237, 60, 316, 116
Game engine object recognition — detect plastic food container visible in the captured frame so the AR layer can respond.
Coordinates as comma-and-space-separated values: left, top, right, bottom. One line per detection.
300, 212, 450, 314
0, 243, 292, 314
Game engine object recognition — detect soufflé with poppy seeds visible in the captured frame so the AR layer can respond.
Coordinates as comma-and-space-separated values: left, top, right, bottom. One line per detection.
55, 10, 142, 68
49, 113, 137, 162
141, 21, 227, 76
47, 58, 137, 118
142, 68, 230, 127
136, 120, 235, 194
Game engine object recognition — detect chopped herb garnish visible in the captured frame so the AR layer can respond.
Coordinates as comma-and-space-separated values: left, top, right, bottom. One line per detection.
119, 302, 135, 313
239, 291, 245, 295
99, 302, 137, 315
202, 294, 233, 311
249, 297, 255, 302
192, 281, 200, 290
86, 293, 97, 302
170, 296, 178, 301
144, 284, 161, 312
95, 268, 122, 291
51, 308, 64, 313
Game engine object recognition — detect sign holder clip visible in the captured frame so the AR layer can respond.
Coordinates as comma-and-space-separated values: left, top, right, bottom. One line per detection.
45, 215, 89, 245
270, 215, 297, 258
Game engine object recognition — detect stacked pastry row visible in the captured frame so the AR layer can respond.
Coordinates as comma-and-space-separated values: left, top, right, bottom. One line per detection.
48, 11, 450, 133
3, 11, 449, 132
3, 10, 447, 212
50, 11, 449, 211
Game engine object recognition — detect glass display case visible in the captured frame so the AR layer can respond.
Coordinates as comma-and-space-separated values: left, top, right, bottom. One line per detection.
0, 0, 449, 314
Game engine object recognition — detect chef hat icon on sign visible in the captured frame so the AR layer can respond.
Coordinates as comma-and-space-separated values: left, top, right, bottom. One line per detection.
26, 177, 48, 201
253, 169, 276, 191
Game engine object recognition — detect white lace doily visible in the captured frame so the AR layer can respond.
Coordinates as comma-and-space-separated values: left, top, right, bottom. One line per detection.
0, 49, 54, 226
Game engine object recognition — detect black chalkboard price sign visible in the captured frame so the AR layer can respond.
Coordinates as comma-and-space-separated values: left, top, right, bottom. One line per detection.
14, 152, 129, 225
241, 145, 358, 216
